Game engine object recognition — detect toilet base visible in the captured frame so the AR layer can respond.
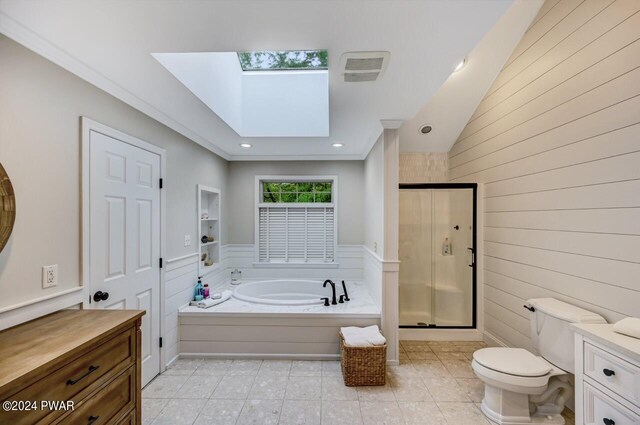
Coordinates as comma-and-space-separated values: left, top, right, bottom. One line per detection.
481, 402, 565, 425
480, 384, 565, 425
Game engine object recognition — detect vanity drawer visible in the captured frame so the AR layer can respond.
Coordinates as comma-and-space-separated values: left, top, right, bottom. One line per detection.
584, 382, 640, 425
2, 328, 135, 425
57, 365, 135, 425
584, 342, 640, 406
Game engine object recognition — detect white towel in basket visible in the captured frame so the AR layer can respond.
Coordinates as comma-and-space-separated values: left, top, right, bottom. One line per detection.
341, 325, 386, 347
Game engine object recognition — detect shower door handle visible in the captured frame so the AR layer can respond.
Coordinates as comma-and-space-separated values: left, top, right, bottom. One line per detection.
467, 247, 475, 267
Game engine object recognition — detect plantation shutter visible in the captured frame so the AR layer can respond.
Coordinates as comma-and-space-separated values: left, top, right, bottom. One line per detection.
258, 206, 335, 263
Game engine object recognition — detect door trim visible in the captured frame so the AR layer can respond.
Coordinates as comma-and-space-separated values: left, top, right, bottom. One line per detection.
398, 183, 478, 330
81, 117, 167, 373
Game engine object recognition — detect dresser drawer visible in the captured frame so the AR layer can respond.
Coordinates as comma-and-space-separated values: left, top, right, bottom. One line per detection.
115, 410, 136, 425
584, 342, 640, 407
58, 365, 136, 425
1, 328, 135, 425
584, 382, 640, 425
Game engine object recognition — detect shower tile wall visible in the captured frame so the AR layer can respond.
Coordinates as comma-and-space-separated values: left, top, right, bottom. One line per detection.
399, 153, 448, 184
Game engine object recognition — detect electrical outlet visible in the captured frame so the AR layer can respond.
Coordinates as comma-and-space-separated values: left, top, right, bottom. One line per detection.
42, 265, 58, 288
184, 234, 191, 247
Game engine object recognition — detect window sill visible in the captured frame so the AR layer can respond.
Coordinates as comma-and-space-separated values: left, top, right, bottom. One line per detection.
253, 262, 340, 269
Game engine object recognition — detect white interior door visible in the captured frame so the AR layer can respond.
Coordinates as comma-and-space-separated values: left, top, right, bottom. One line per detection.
89, 129, 161, 386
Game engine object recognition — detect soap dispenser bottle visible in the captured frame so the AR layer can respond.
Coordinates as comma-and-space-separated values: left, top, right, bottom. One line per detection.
194, 276, 204, 301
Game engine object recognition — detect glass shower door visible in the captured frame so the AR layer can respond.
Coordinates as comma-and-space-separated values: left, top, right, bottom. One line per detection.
432, 188, 474, 327
399, 185, 476, 328
399, 189, 433, 326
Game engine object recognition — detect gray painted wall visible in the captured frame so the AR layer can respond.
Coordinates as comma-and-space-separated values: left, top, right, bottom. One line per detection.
227, 161, 365, 245
364, 135, 384, 255
0, 35, 228, 309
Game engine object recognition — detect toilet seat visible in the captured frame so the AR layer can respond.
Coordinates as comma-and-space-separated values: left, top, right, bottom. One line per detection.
474, 348, 551, 377
472, 348, 566, 395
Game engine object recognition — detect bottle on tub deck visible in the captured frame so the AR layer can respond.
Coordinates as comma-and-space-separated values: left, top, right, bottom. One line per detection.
194, 276, 204, 301
442, 237, 452, 256
203, 283, 210, 299
231, 268, 242, 285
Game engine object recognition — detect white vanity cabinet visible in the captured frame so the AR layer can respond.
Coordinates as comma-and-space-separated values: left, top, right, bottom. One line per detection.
573, 324, 640, 425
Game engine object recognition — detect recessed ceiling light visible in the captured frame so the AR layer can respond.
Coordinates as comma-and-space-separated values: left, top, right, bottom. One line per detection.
419, 125, 433, 134
332, 143, 344, 148
454, 58, 467, 72
240, 143, 252, 148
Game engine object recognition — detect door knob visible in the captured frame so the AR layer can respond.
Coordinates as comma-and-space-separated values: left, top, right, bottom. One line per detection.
93, 291, 109, 302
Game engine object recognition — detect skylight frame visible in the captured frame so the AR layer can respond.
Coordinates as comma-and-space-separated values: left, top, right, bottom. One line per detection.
237, 49, 329, 72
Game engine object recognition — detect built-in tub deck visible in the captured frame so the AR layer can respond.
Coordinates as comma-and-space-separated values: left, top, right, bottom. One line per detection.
178, 280, 380, 359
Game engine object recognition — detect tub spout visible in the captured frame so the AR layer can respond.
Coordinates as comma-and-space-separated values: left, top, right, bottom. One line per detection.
323, 280, 337, 305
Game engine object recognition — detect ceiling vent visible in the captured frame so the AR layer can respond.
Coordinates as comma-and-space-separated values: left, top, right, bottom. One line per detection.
340, 51, 390, 82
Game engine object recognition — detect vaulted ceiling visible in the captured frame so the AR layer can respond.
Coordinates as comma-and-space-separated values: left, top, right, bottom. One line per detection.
0, 0, 533, 160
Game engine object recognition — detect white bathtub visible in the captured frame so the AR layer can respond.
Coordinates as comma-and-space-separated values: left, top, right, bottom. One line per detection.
232, 279, 330, 305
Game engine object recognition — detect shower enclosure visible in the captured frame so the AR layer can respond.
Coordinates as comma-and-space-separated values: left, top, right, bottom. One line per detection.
399, 183, 477, 328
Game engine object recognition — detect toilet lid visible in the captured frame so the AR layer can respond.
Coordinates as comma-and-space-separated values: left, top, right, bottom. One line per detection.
473, 348, 552, 377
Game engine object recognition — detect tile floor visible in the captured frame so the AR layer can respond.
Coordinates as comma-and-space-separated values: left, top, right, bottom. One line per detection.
142, 340, 575, 425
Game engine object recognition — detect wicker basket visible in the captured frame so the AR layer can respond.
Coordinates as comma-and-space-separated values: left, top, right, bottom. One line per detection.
340, 333, 387, 386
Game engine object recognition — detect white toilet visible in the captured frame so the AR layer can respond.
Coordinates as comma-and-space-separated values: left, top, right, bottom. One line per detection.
472, 298, 607, 424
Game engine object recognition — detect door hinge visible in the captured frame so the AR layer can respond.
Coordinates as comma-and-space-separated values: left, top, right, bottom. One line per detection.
159, 257, 163, 269
159, 178, 163, 189
159, 337, 163, 348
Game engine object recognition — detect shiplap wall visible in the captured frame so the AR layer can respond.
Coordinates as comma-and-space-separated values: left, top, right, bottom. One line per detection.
449, 0, 640, 349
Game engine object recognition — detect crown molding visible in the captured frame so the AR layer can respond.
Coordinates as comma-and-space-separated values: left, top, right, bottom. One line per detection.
380, 119, 404, 129
0, 12, 231, 160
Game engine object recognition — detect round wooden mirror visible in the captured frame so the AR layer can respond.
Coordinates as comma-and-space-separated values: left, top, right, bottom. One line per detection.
0, 163, 16, 252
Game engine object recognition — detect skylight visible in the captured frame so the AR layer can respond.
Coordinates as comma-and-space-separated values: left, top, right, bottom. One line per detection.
237, 50, 328, 71
153, 52, 329, 137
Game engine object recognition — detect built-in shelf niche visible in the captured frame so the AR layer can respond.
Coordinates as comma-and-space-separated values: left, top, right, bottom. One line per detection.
197, 185, 221, 276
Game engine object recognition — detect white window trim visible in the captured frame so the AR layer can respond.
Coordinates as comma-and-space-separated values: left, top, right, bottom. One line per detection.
254, 175, 339, 268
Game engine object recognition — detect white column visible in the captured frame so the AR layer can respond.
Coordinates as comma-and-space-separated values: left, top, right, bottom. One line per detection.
380, 120, 402, 364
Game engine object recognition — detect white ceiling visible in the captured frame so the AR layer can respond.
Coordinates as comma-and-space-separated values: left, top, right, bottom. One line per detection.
153, 52, 330, 137
0, 0, 517, 160
399, 0, 544, 153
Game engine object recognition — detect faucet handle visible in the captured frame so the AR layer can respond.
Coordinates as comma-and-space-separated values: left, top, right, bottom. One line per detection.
339, 294, 345, 303
321, 297, 330, 306
341, 280, 351, 301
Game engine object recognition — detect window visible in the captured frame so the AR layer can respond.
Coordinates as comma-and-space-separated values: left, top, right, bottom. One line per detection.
256, 177, 336, 264
238, 50, 328, 71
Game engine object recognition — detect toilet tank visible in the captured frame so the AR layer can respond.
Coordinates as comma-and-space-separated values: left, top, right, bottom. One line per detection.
527, 298, 606, 373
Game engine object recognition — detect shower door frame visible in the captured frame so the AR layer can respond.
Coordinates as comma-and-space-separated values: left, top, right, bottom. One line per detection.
398, 183, 478, 329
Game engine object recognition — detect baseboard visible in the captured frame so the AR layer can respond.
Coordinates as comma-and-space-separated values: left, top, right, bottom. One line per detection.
399, 328, 483, 341
483, 330, 509, 347
165, 354, 180, 369
179, 352, 340, 361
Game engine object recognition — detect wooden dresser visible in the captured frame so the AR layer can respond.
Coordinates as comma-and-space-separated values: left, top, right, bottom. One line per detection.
0, 309, 144, 425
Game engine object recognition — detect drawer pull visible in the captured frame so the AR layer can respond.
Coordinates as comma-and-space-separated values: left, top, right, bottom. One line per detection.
602, 418, 615, 425
66, 365, 100, 385
602, 368, 615, 377
88, 415, 100, 424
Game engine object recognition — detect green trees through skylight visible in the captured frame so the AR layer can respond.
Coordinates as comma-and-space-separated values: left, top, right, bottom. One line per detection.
238, 50, 328, 71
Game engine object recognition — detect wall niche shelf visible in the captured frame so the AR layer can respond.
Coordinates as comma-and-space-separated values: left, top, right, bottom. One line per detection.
197, 185, 221, 277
